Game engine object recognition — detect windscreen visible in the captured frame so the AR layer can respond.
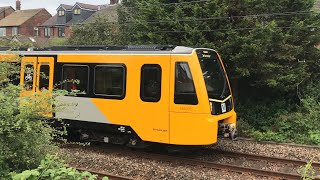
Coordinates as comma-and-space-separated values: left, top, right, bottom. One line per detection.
196, 49, 231, 100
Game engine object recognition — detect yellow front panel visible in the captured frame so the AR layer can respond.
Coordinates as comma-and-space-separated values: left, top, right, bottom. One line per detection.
169, 112, 218, 145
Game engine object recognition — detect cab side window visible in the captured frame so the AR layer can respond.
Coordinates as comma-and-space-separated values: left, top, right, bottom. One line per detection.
174, 62, 198, 105
140, 64, 162, 102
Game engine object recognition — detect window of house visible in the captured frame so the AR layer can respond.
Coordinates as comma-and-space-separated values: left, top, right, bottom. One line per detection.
94, 65, 126, 99
140, 64, 162, 102
58, 27, 65, 37
74, 9, 81, 15
39, 65, 50, 91
12, 27, 18, 36
58, 10, 65, 16
174, 62, 198, 105
62, 65, 89, 94
0, 28, 6, 36
44, 27, 50, 37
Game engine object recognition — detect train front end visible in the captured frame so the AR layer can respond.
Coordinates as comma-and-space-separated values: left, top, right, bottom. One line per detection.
196, 49, 237, 140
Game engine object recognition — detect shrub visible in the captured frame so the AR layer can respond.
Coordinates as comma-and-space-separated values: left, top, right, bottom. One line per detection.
11, 155, 101, 180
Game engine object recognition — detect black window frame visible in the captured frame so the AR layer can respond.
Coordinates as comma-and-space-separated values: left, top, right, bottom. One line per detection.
61, 64, 90, 96
140, 64, 162, 102
174, 62, 198, 105
93, 64, 126, 100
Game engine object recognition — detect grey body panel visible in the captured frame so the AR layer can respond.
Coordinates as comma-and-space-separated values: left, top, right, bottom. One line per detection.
55, 96, 110, 124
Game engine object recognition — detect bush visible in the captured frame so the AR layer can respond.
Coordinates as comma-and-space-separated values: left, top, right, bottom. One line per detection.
0, 60, 68, 178
11, 155, 101, 180
238, 81, 320, 145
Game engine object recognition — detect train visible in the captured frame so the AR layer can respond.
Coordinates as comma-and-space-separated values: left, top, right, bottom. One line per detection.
0, 45, 237, 147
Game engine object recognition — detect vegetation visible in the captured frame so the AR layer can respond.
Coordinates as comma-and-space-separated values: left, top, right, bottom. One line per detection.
298, 160, 316, 180
68, 0, 320, 145
0, 58, 98, 178
11, 155, 101, 180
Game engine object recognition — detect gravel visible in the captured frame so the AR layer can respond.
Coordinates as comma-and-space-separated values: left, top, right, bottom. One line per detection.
212, 139, 320, 162
60, 144, 273, 180
59, 139, 320, 180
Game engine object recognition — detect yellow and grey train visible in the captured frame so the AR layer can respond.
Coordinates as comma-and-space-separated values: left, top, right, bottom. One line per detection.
0, 45, 237, 147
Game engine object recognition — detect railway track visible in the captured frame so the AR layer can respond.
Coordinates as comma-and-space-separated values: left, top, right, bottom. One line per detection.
236, 137, 320, 149
213, 149, 320, 169
74, 166, 136, 180
144, 151, 319, 180
62, 143, 320, 180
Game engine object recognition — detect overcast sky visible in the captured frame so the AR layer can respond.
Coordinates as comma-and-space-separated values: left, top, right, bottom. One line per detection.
0, 0, 111, 15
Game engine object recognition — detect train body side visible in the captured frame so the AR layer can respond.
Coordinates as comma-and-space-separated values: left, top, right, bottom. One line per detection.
0, 47, 237, 146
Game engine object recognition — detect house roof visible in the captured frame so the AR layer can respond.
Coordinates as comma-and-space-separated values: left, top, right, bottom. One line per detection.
0, 6, 14, 13
57, 4, 73, 11
41, 14, 58, 26
73, 2, 99, 11
0, 8, 44, 27
83, 5, 118, 24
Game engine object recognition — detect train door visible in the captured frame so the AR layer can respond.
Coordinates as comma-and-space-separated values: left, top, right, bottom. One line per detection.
21, 56, 54, 93
20, 56, 54, 116
36, 57, 54, 116
21, 57, 38, 96
169, 54, 216, 145
36, 57, 54, 92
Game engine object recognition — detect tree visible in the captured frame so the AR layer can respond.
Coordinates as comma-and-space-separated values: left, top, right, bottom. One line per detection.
118, 0, 320, 95
68, 16, 119, 45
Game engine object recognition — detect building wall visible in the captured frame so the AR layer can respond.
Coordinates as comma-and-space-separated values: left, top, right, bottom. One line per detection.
19, 9, 52, 36
38, 26, 71, 38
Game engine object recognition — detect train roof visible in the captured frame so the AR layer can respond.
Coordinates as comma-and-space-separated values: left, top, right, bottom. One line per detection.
0, 45, 197, 55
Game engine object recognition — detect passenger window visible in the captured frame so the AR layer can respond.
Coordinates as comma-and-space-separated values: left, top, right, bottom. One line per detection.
62, 65, 89, 94
24, 64, 34, 91
94, 65, 125, 98
39, 65, 50, 91
140, 64, 161, 102
174, 62, 198, 105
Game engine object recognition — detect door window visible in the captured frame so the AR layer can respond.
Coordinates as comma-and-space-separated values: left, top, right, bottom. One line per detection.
24, 64, 34, 91
39, 65, 50, 91
174, 62, 198, 105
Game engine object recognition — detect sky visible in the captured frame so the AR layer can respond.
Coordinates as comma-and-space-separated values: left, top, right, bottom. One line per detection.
0, 0, 111, 15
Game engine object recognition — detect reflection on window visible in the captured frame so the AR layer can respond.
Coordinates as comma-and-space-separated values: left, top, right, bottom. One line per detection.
39, 65, 50, 91
62, 65, 88, 94
74, 9, 81, 15
140, 64, 161, 102
95, 65, 125, 98
174, 62, 198, 105
58, 10, 65, 16
24, 64, 33, 91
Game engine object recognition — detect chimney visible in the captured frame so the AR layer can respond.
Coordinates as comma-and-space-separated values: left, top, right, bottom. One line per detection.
16, 0, 21, 10
110, 0, 118, 5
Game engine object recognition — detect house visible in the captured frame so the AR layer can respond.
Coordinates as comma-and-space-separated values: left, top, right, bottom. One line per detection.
0, 6, 15, 20
38, 1, 119, 38
38, 3, 99, 38
0, 2, 51, 37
